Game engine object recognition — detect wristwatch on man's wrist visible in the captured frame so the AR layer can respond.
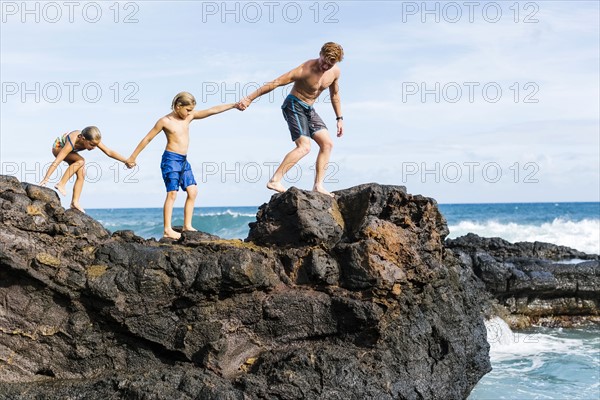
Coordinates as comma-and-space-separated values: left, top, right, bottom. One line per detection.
336, 116, 344, 121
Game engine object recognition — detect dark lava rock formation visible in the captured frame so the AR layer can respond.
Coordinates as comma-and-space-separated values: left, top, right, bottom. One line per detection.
0, 176, 491, 399
447, 233, 599, 327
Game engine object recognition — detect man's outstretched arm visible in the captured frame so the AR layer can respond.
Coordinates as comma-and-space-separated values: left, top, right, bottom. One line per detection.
237, 64, 303, 110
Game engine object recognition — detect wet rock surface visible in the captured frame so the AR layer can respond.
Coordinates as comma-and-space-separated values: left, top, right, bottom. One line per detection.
1, 176, 491, 399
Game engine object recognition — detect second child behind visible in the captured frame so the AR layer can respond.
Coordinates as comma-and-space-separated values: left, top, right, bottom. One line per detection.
126, 92, 237, 240
39, 126, 133, 213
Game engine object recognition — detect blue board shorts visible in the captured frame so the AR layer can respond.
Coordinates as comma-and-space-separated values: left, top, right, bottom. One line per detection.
160, 150, 197, 192
281, 94, 328, 141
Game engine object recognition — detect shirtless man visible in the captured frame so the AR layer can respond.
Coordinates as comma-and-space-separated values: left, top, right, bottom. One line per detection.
237, 42, 344, 197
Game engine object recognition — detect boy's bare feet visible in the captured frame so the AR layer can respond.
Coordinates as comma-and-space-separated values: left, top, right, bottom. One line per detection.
183, 226, 198, 232
70, 202, 85, 213
267, 180, 286, 193
163, 228, 182, 240
54, 184, 67, 196
313, 184, 335, 198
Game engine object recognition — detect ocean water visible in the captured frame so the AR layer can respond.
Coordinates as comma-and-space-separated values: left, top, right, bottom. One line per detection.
469, 318, 600, 400
88, 202, 600, 254
439, 202, 600, 255
88, 206, 258, 241
87, 202, 600, 399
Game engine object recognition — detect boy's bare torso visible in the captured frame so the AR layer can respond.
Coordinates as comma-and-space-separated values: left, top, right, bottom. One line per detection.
162, 114, 193, 155
290, 59, 339, 105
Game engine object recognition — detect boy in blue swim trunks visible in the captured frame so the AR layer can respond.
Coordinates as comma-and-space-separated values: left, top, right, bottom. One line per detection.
126, 92, 237, 239
237, 42, 345, 197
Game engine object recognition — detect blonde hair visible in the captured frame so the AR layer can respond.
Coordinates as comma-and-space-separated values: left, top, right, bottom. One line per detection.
320, 42, 344, 64
171, 92, 197, 110
81, 126, 101, 143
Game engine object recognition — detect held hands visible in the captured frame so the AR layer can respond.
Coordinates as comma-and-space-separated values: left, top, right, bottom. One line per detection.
124, 157, 136, 169
235, 97, 252, 111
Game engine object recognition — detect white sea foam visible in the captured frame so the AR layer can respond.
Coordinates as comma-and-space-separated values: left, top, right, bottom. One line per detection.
449, 218, 600, 254
556, 258, 591, 265
471, 320, 600, 399
484, 318, 597, 362
195, 209, 256, 218
96, 219, 159, 228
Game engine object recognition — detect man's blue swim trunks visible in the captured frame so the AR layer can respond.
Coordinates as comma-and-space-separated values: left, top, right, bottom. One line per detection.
160, 150, 197, 192
281, 94, 328, 141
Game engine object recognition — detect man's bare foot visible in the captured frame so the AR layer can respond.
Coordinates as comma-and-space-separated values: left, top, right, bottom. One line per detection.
313, 185, 335, 198
163, 228, 181, 240
183, 226, 198, 232
267, 180, 286, 193
54, 184, 67, 196
70, 202, 86, 213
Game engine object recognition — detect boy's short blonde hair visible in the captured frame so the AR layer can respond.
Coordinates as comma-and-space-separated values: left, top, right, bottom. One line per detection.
320, 42, 344, 64
172, 92, 197, 110
81, 126, 101, 143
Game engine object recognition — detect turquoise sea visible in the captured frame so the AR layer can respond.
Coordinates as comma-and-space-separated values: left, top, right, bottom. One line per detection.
87, 202, 600, 399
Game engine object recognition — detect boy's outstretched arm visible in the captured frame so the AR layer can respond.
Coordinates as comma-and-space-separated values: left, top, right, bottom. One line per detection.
193, 103, 236, 120
126, 120, 164, 165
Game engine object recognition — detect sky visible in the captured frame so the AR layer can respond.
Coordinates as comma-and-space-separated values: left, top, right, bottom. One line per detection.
1, 0, 599, 208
